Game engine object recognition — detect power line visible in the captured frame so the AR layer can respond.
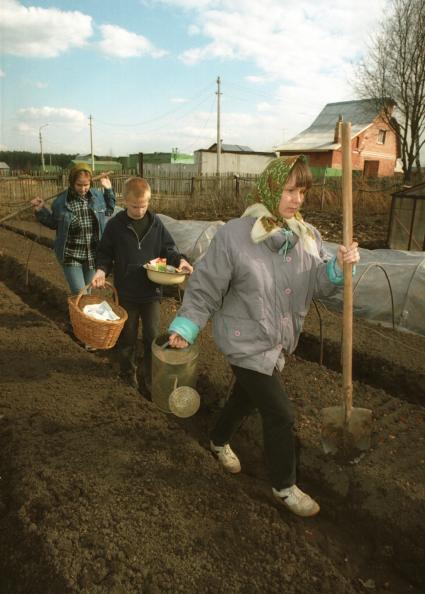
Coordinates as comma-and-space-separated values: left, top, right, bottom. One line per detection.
94, 92, 214, 138
184, 95, 217, 152
95, 83, 214, 128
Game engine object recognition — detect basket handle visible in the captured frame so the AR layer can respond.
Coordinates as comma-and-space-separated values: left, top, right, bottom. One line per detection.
74, 280, 119, 311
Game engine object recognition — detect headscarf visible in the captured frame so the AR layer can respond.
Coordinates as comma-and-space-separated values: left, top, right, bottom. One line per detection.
68, 162, 93, 187
242, 155, 320, 258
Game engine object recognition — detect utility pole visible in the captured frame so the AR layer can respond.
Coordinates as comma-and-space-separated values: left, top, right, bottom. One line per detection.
39, 124, 48, 172
89, 115, 95, 171
216, 76, 222, 177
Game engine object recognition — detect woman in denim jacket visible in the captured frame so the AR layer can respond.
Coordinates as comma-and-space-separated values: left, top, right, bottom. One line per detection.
31, 163, 115, 295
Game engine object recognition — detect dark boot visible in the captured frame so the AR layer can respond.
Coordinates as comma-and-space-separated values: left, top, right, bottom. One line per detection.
119, 346, 139, 389
141, 355, 152, 394
119, 369, 139, 390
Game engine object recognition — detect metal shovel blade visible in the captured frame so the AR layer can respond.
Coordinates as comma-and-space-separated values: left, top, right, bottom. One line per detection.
321, 406, 372, 455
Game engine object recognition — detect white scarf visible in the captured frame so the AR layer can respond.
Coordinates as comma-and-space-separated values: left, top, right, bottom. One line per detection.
242, 203, 320, 259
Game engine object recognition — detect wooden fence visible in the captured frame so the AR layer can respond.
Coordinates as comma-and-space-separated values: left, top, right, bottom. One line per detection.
0, 169, 403, 222
0, 174, 63, 220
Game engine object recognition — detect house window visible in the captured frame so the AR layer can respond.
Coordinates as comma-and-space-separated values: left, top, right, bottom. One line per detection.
377, 129, 387, 144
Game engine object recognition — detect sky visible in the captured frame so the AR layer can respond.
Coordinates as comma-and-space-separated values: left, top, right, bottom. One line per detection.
0, 0, 389, 159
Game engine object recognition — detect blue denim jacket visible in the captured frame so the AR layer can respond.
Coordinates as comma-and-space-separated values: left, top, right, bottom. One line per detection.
35, 187, 116, 264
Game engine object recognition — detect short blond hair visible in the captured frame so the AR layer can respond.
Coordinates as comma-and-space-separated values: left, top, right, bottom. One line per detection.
123, 177, 151, 200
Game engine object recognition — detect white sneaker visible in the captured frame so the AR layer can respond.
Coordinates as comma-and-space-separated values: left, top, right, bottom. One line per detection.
272, 485, 320, 517
210, 441, 241, 474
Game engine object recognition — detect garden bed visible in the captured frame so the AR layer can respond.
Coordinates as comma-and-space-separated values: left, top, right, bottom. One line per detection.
0, 224, 424, 594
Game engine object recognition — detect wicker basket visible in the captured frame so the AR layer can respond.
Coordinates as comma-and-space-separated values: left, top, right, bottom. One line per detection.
68, 281, 128, 349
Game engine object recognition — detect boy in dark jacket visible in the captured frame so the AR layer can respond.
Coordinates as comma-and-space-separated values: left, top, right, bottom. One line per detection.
92, 177, 192, 391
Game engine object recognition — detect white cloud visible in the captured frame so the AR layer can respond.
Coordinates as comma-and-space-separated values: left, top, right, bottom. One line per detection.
0, 69, 5, 78
257, 102, 273, 112
18, 106, 86, 123
35, 82, 48, 89
12, 106, 89, 153
245, 75, 266, 84
156, 0, 215, 8
0, 0, 93, 58
98, 24, 167, 58
17, 123, 34, 134
174, 0, 387, 79
1, 0, 392, 155
160, 0, 388, 82
188, 24, 201, 35
159, 0, 388, 146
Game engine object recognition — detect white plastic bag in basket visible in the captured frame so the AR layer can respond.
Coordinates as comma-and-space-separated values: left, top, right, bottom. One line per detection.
83, 301, 120, 321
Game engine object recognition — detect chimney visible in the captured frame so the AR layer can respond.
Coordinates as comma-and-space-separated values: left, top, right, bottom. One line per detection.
334, 114, 343, 143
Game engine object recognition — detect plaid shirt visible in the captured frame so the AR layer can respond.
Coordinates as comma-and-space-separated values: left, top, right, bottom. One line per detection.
63, 190, 99, 268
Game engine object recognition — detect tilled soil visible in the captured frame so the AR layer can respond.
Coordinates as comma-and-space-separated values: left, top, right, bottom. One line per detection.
0, 222, 424, 594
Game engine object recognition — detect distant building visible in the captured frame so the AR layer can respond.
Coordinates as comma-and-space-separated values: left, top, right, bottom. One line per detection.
275, 99, 400, 178
38, 164, 62, 174
122, 152, 194, 172
0, 161, 10, 176
195, 143, 276, 175
119, 154, 139, 171
68, 157, 122, 174
143, 152, 194, 165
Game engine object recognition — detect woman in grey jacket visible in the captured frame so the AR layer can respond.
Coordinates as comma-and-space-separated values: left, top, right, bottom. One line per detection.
168, 155, 360, 517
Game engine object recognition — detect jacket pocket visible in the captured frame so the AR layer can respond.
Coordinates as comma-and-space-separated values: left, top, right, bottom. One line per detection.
222, 288, 265, 321
213, 314, 271, 357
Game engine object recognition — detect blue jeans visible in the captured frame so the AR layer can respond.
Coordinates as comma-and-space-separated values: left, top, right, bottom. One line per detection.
62, 263, 96, 295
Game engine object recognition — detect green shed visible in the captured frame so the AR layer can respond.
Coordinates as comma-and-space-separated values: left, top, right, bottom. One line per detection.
68, 159, 123, 174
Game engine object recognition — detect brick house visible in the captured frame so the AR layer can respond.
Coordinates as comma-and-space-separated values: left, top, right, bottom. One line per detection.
275, 99, 401, 177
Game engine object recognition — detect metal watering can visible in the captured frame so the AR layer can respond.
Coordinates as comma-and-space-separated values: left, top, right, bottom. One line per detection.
151, 336, 200, 418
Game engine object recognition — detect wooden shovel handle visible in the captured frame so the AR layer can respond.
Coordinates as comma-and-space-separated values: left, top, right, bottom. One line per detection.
341, 121, 353, 421
92, 170, 114, 181
0, 195, 60, 225
0, 171, 114, 225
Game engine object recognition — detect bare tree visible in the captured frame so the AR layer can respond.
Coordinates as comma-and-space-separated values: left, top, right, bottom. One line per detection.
354, 0, 425, 183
